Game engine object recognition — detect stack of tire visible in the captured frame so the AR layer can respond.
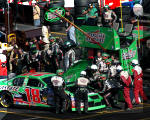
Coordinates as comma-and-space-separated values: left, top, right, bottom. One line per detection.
74, 0, 99, 25
44, 0, 65, 32
90, 0, 100, 15
114, 6, 131, 23
142, 0, 150, 13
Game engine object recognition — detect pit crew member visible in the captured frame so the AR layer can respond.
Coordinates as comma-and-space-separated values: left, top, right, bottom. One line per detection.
51, 69, 67, 114
131, 59, 148, 104
75, 71, 90, 114
116, 65, 133, 110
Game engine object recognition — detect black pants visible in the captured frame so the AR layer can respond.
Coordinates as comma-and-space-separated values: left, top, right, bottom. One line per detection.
75, 87, 88, 113
53, 87, 67, 112
86, 18, 97, 26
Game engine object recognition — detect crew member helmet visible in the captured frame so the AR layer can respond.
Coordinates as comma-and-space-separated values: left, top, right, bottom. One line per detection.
131, 59, 138, 66
56, 69, 64, 76
91, 64, 98, 70
80, 71, 86, 76
104, 5, 109, 9
116, 65, 123, 73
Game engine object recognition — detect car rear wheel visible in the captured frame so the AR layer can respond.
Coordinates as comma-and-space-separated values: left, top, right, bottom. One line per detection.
0, 92, 13, 108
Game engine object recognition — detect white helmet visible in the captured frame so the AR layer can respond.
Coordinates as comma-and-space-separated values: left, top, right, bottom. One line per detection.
116, 65, 123, 71
81, 71, 86, 76
91, 64, 98, 70
131, 59, 138, 65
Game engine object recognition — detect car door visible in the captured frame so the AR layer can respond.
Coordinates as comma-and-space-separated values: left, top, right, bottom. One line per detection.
10, 77, 28, 105
25, 77, 46, 106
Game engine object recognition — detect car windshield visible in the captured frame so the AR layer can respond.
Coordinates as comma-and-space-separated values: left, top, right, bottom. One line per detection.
42, 77, 52, 87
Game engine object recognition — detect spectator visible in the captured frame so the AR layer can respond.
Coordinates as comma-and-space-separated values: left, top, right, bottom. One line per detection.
83, 3, 98, 26
94, 50, 102, 65
65, 10, 76, 45
102, 5, 117, 27
33, 3, 40, 27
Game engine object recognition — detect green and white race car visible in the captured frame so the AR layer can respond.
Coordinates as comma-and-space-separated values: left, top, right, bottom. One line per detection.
0, 72, 106, 111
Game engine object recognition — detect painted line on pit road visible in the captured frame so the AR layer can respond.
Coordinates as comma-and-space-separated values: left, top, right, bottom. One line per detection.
66, 103, 150, 120
140, 118, 150, 120
0, 110, 61, 120
51, 32, 67, 36
0, 103, 149, 120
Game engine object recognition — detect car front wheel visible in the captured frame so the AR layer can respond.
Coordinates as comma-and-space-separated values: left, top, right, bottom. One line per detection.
0, 92, 13, 108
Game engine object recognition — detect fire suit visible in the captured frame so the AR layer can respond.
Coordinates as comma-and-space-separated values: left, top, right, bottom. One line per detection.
0, 60, 7, 76
133, 65, 147, 104
51, 76, 67, 113
75, 77, 89, 113
120, 71, 133, 109
64, 48, 75, 72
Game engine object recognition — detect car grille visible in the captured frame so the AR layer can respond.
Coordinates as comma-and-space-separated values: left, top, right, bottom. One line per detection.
89, 95, 99, 99
88, 102, 102, 107
88, 102, 94, 107
95, 102, 101, 106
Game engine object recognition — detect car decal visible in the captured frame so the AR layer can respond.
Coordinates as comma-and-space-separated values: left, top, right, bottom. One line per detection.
25, 88, 41, 103
22, 72, 52, 77
34, 73, 51, 76
0, 85, 20, 91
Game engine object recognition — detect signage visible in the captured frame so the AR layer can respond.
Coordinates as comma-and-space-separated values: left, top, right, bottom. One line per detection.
87, 30, 105, 44
45, 7, 65, 22
122, 50, 136, 60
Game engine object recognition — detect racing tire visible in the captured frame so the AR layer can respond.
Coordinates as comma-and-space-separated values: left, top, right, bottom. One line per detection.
0, 92, 13, 108
142, 0, 150, 13
90, 0, 98, 3
50, 24, 63, 32
114, 6, 131, 15
48, 2, 64, 8
75, 7, 87, 16
74, 0, 89, 7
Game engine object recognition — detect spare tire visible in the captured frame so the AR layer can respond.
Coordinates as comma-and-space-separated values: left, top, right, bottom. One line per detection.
74, 0, 89, 7
114, 6, 131, 15
89, 0, 98, 3
75, 6, 87, 16
50, 24, 63, 32
50, 0, 64, 5
48, 2, 64, 7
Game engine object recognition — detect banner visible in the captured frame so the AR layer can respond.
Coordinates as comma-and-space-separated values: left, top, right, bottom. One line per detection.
76, 25, 120, 50
120, 40, 138, 74
105, 0, 133, 9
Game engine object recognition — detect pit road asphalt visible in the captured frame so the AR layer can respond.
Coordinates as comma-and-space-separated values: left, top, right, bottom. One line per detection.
0, 102, 150, 120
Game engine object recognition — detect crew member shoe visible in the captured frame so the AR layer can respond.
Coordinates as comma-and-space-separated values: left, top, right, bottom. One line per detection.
56, 110, 59, 114
83, 111, 88, 114
61, 109, 65, 113
106, 106, 112, 110
78, 111, 81, 114
126, 108, 132, 111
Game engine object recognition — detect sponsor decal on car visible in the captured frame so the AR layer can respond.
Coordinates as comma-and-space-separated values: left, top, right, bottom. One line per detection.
0, 85, 20, 91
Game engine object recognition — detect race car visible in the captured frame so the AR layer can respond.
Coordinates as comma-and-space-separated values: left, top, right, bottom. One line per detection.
0, 72, 106, 111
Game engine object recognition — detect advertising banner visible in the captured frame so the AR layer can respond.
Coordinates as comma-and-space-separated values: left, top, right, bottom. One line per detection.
120, 40, 138, 74
76, 25, 120, 50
